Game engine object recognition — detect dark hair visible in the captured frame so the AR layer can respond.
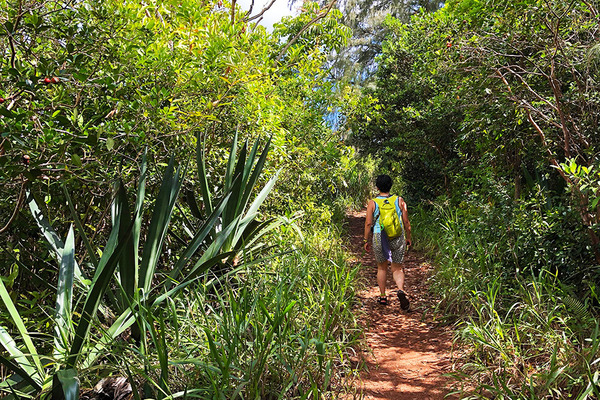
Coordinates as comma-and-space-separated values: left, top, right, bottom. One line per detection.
375, 175, 393, 193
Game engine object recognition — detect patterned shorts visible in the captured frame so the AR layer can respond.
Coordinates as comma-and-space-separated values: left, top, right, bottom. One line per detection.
373, 231, 406, 264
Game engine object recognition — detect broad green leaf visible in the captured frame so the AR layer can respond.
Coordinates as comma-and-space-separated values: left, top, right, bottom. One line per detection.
52, 369, 79, 400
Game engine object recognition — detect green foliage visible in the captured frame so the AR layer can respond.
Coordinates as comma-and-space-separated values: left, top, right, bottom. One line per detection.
344, 0, 600, 397
0, 202, 135, 398
0, 0, 354, 268
349, 0, 600, 247
0, 0, 370, 397
451, 273, 600, 399
415, 186, 600, 396
0, 129, 283, 398
79, 218, 360, 399
346, 12, 462, 204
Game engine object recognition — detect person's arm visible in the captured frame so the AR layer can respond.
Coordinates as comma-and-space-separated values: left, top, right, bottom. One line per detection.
399, 197, 412, 247
364, 200, 374, 251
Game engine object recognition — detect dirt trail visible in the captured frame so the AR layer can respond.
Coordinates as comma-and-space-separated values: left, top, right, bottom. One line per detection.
346, 209, 457, 400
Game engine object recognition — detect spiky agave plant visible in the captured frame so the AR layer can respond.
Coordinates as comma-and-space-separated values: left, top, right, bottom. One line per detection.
0, 196, 137, 400
0, 133, 280, 399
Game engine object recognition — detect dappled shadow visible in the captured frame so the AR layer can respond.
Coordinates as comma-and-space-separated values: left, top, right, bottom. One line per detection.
345, 209, 457, 400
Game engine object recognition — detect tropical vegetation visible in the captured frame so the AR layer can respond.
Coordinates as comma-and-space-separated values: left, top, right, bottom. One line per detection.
4, 0, 600, 398
0, 0, 368, 398
349, 0, 600, 397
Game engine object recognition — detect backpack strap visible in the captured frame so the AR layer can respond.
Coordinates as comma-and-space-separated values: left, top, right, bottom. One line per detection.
372, 199, 380, 233
393, 196, 402, 218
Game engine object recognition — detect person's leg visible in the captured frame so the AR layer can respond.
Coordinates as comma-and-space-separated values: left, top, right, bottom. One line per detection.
392, 262, 410, 310
377, 261, 388, 296
373, 232, 389, 299
390, 262, 405, 292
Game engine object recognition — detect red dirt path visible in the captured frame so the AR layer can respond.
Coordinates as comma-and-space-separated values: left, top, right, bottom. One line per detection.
346, 209, 457, 400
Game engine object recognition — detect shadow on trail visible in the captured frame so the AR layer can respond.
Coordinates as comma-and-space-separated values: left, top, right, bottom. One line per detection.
345, 209, 457, 400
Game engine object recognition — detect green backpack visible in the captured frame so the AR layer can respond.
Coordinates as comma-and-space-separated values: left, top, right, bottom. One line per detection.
373, 196, 403, 238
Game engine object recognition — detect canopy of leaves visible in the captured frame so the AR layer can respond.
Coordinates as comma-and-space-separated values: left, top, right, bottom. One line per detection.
347, 0, 600, 266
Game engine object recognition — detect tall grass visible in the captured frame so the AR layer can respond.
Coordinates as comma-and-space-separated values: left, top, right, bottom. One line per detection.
107, 221, 361, 399
415, 190, 600, 398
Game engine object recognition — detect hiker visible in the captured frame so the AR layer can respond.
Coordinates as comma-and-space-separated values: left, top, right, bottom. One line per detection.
363, 174, 412, 309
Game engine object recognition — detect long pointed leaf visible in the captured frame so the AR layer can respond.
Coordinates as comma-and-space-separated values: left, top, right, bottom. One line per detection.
224, 129, 239, 192
26, 191, 86, 284
231, 217, 281, 252
197, 133, 213, 217
0, 279, 42, 377
63, 186, 98, 268
139, 158, 184, 292
67, 213, 137, 368
147, 313, 169, 398
0, 327, 39, 386
0, 377, 37, 400
0, 354, 42, 391
226, 169, 279, 251
238, 137, 272, 216
179, 250, 236, 284
223, 142, 248, 228
184, 190, 203, 221
113, 180, 137, 307
54, 226, 75, 360
243, 140, 260, 184
133, 150, 147, 282
182, 216, 241, 281
244, 169, 280, 219
168, 193, 232, 283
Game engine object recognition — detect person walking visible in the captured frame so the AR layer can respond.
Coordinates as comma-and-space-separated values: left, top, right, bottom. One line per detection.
363, 174, 412, 309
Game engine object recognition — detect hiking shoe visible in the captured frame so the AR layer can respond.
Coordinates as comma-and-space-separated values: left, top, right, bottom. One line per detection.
377, 296, 388, 306
397, 290, 410, 310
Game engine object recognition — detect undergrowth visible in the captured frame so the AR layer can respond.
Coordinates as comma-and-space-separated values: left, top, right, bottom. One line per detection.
413, 187, 600, 399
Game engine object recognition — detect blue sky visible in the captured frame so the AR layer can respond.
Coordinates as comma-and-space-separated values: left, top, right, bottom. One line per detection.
237, 0, 299, 30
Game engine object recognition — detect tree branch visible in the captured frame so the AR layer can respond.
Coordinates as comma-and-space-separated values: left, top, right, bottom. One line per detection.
231, 0, 237, 25
0, 178, 26, 234
276, 0, 337, 62
245, 0, 277, 22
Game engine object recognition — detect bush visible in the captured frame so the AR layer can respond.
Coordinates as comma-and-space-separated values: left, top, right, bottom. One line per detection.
417, 182, 600, 397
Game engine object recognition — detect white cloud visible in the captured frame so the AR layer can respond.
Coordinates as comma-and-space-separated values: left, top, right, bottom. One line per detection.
237, 0, 300, 31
